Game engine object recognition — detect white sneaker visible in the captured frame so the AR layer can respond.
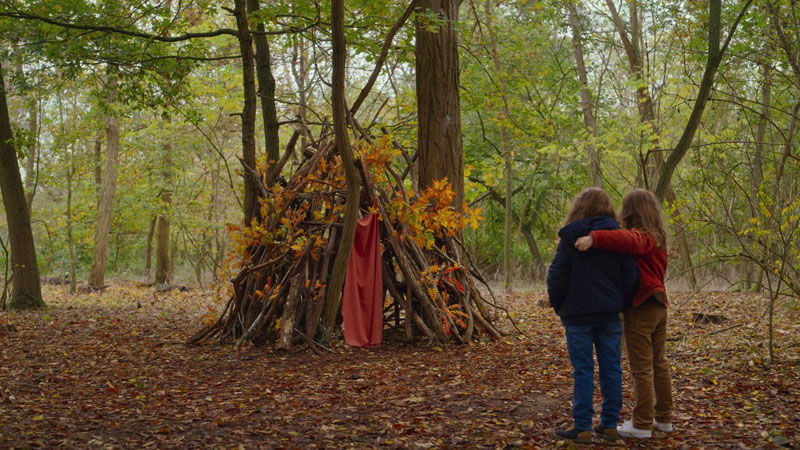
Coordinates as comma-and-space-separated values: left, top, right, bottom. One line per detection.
653, 420, 673, 432
617, 419, 652, 438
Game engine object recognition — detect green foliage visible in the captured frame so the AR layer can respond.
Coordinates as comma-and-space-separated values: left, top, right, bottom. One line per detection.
0, 0, 797, 294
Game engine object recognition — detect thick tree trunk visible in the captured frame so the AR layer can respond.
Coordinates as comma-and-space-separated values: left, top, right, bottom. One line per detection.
234, 0, 259, 224
23, 97, 36, 210
415, 0, 464, 211
0, 65, 44, 309
88, 67, 120, 289
321, 0, 361, 334
247, 0, 281, 166
568, 3, 601, 187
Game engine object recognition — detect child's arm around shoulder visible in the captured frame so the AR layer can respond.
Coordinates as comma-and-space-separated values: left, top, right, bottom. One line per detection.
589, 229, 657, 255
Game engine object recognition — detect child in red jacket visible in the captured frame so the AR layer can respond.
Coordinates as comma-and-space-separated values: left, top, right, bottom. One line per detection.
575, 188, 673, 439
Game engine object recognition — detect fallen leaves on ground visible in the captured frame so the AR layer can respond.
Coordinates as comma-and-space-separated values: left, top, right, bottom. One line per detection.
0, 283, 798, 449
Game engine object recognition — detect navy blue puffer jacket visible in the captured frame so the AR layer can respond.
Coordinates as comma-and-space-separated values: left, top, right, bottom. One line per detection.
547, 216, 638, 326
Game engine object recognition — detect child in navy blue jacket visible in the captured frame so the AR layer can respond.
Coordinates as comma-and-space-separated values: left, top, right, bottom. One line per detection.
547, 188, 638, 443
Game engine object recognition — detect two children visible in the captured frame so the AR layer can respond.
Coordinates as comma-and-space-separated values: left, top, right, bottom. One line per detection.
548, 187, 673, 442
547, 188, 638, 443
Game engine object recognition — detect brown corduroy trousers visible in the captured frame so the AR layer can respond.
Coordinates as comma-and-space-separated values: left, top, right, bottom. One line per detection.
623, 301, 673, 430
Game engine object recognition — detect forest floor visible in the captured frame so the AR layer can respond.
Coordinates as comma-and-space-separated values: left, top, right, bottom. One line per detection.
1, 282, 799, 449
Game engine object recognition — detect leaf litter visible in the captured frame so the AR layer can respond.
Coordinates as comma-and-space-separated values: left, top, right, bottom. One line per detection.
0, 283, 798, 448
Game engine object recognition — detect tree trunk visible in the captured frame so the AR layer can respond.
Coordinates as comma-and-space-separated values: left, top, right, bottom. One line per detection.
155, 130, 172, 285
59, 93, 77, 295
772, 100, 800, 199
654, 0, 752, 200
483, 0, 514, 292
751, 62, 769, 207
93, 136, 102, 198
746, 60, 770, 291
15, 62, 37, 212
761, 1, 800, 293
233, 0, 259, 224
88, 67, 121, 288
605, 0, 662, 184
415, 0, 464, 211
568, 3, 601, 187
155, 194, 171, 285
321, 0, 361, 334
0, 65, 44, 309
247, 0, 281, 166
170, 230, 178, 278
651, 0, 751, 290
291, 37, 310, 150
23, 97, 37, 210
145, 216, 156, 278
66, 166, 76, 295
214, 232, 226, 283
1, 237, 8, 309
664, 189, 697, 290
487, 189, 545, 278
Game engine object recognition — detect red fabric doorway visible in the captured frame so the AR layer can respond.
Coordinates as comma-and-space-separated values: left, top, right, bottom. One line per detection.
342, 210, 382, 347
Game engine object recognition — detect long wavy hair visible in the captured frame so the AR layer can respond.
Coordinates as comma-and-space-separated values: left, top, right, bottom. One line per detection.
619, 188, 667, 249
565, 187, 616, 224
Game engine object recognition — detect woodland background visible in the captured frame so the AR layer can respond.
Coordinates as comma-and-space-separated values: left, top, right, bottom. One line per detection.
1, 0, 800, 447
1, 0, 799, 299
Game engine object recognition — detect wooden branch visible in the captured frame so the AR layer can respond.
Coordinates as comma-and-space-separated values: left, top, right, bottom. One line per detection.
265, 130, 301, 185
604, 0, 640, 75
654, 0, 753, 201
0, 10, 236, 42
306, 225, 337, 340
703, 323, 743, 337
382, 261, 434, 339
349, 0, 419, 116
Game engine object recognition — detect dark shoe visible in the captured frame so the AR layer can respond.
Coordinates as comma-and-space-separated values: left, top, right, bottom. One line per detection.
554, 428, 593, 443
594, 425, 619, 441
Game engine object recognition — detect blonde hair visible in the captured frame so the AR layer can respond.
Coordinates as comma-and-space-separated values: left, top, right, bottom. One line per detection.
565, 187, 616, 224
619, 189, 667, 249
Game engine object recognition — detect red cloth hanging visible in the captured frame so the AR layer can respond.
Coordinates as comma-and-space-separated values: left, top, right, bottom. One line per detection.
342, 208, 383, 347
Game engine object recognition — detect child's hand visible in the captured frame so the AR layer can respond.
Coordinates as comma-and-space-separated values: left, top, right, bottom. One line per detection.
575, 235, 593, 251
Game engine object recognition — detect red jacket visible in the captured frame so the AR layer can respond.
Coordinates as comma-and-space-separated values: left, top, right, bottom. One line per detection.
589, 229, 668, 308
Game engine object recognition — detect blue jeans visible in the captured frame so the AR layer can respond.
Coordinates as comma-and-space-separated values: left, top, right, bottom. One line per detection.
564, 322, 623, 431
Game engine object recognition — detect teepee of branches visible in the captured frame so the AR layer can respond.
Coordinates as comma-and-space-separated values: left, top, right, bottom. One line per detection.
187, 122, 514, 351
